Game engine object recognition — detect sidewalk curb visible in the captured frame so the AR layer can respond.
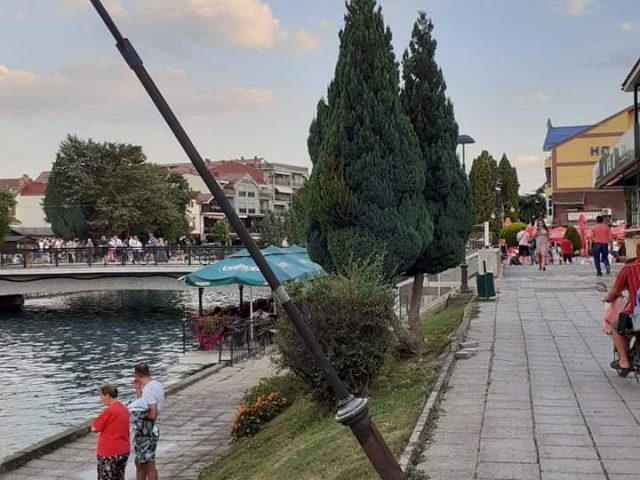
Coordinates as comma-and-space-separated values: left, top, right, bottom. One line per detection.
398, 296, 476, 472
0, 361, 227, 474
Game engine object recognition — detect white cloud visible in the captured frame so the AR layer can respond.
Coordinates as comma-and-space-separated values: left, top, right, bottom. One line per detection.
514, 155, 541, 166
58, 0, 88, 15
510, 91, 552, 105
320, 19, 333, 30
566, 0, 594, 16
0, 63, 275, 120
114, 0, 289, 52
293, 29, 320, 54
619, 22, 635, 33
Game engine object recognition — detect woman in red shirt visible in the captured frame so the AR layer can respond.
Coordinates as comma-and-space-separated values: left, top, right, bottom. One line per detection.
92, 384, 131, 480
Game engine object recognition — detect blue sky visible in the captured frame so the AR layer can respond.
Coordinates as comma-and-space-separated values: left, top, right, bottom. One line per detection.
0, 0, 638, 192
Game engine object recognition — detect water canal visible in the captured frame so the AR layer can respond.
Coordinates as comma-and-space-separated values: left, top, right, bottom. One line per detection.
0, 289, 243, 462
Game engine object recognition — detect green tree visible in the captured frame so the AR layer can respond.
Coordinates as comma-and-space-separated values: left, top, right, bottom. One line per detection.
281, 185, 310, 246
0, 191, 16, 243
519, 189, 546, 225
497, 154, 520, 221
261, 211, 284, 246
469, 150, 497, 224
306, 0, 431, 283
401, 12, 473, 354
44, 135, 191, 240
211, 219, 231, 245
565, 225, 582, 252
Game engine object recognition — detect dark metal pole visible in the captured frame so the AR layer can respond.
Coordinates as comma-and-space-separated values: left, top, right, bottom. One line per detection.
198, 287, 204, 316
88, 2, 404, 478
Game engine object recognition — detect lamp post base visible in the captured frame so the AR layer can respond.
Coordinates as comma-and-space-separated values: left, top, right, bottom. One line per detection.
460, 263, 471, 294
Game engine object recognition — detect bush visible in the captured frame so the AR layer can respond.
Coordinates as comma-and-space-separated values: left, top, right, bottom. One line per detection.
275, 261, 394, 405
244, 374, 302, 405
231, 392, 289, 441
565, 225, 582, 252
499, 222, 527, 247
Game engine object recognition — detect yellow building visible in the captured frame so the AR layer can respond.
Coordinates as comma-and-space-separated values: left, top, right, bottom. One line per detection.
543, 106, 635, 225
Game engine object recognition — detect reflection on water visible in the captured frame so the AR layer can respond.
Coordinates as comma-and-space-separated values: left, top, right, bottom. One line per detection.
0, 288, 251, 461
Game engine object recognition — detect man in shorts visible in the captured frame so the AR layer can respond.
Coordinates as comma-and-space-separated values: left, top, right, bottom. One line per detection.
516, 226, 530, 266
133, 362, 165, 480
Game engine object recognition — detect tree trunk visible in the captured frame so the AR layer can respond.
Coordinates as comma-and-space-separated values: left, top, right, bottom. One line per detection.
407, 272, 426, 356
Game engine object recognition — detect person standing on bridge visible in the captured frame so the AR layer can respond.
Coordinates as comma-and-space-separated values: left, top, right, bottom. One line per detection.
91, 384, 130, 480
133, 362, 165, 480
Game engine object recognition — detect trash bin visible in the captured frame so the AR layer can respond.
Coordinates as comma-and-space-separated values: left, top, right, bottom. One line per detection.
476, 260, 496, 300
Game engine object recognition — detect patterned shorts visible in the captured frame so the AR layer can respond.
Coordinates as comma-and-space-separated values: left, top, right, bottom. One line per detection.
97, 454, 128, 480
134, 419, 159, 464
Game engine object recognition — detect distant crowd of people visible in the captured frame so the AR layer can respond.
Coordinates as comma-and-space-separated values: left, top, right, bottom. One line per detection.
4, 234, 174, 266
500, 216, 626, 276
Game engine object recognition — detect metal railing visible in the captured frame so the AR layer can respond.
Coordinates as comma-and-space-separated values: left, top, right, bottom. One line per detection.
395, 251, 480, 324
183, 316, 275, 366
0, 245, 243, 269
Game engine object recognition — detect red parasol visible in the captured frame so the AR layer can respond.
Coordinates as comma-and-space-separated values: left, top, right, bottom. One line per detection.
550, 226, 567, 242
611, 222, 626, 240
578, 214, 587, 256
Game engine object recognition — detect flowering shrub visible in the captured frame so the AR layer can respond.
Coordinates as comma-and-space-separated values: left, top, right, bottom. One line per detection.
192, 315, 228, 350
230, 392, 289, 441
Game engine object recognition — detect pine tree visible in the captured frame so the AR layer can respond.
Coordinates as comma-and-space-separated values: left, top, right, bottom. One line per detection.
0, 190, 16, 243
401, 13, 473, 353
469, 150, 498, 224
497, 154, 520, 221
306, 0, 431, 283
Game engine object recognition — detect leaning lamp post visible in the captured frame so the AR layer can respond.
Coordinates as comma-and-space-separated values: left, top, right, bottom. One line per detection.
457, 134, 475, 293
87, 1, 404, 478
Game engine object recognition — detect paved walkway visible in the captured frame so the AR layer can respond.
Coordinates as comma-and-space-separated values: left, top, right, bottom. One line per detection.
417, 263, 640, 480
0, 355, 275, 480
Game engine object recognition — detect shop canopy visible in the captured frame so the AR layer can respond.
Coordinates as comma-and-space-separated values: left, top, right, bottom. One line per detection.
184, 245, 325, 288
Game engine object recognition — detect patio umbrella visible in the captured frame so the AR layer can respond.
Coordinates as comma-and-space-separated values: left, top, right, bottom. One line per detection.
232, 245, 326, 280
611, 222, 626, 240
525, 225, 536, 236
184, 254, 302, 287
578, 214, 588, 256
549, 227, 566, 242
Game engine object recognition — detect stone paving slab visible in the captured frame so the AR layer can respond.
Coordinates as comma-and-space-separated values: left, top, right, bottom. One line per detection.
0, 355, 275, 480
417, 264, 640, 480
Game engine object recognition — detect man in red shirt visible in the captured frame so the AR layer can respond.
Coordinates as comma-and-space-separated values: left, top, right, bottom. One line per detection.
92, 384, 131, 480
605, 243, 640, 376
591, 216, 613, 276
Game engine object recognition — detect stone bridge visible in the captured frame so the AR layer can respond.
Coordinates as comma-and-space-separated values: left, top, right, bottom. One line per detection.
0, 265, 199, 297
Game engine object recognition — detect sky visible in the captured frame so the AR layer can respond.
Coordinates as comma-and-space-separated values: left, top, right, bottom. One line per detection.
0, 0, 638, 193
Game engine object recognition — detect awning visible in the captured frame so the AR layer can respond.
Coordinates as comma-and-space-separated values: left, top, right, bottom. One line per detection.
275, 186, 294, 194
552, 192, 585, 205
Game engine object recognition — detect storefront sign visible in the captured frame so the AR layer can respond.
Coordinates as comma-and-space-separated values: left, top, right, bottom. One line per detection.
567, 211, 600, 222
593, 128, 636, 186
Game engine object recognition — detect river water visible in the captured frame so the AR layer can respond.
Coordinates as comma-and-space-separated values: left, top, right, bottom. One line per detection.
0, 288, 249, 462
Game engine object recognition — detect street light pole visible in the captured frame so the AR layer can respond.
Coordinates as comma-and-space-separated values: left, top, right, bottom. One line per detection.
87, 1, 404, 478
457, 134, 475, 294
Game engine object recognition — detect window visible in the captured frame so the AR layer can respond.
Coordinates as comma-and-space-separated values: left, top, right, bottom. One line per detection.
247, 191, 255, 198
248, 208, 256, 214
239, 208, 247, 214
239, 191, 247, 197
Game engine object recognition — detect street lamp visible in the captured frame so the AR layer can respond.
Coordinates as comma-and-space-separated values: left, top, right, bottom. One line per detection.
457, 134, 475, 294
457, 134, 476, 173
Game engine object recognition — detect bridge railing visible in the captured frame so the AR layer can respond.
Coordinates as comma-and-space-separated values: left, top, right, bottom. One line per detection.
0, 245, 243, 269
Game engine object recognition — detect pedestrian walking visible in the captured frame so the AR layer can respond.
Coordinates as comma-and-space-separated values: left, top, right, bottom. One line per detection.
133, 362, 165, 480
591, 216, 613, 276
91, 384, 130, 480
516, 226, 530, 266
534, 219, 550, 271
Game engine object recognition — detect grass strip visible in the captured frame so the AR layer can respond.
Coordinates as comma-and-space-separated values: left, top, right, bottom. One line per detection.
200, 298, 468, 480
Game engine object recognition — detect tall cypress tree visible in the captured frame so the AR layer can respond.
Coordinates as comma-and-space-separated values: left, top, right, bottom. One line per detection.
401, 13, 473, 352
306, 0, 431, 282
497, 154, 520, 221
469, 150, 497, 224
